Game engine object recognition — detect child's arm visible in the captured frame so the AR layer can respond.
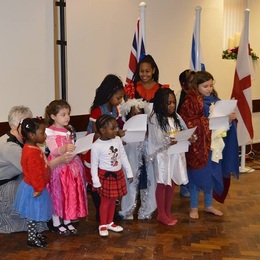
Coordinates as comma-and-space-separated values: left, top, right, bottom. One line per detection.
90, 145, 101, 188
24, 149, 49, 195
48, 152, 75, 169
46, 136, 75, 156
118, 138, 133, 179
117, 129, 126, 137
59, 143, 76, 154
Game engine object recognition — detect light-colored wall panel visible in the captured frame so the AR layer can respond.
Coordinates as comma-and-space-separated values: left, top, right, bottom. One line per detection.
0, 0, 54, 121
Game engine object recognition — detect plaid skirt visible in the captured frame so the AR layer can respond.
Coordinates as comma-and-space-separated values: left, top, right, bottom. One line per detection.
95, 168, 127, 199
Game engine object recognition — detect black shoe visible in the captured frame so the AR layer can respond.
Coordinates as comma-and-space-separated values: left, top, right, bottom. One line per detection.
36, 232, 48, 243
27, 239, 47, 248
52, 224, 70, 236
63, 223, 79, 235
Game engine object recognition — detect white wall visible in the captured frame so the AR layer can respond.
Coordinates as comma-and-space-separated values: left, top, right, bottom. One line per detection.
0, 0, 260, 142
0, 0, 54, 121
66, 0, 260, 141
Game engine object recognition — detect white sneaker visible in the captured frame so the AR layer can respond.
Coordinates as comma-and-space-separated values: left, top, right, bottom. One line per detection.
107, 222, 123, 232
99, 225, 109, 237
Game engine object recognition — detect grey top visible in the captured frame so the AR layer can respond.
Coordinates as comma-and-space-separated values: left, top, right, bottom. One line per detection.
0, 133, 22, 180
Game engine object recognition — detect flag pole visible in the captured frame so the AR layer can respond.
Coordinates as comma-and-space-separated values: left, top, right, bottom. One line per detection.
238, 9, 254, 174
195, 6, 202, 71
139, 2, 146, 57
240, 144, 254, 173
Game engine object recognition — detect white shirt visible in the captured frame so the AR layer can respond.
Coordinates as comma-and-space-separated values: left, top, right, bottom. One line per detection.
91, 136, 133, 188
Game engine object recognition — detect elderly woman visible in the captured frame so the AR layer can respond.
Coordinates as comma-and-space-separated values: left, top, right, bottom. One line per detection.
0, 105, 74, 233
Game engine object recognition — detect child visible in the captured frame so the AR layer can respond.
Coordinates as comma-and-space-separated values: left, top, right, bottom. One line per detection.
13, 118, 51, 248
85, 74, 125, 221
147, 88, 190, 226
45, 100, 88, 235
91, 114, 133, 237
177, 69, 195, 198
124, 55, 169, 218
119, 98, 152, 219
87, 74, 125, 134
179, 71, 239, 219
124, 54, 169, 102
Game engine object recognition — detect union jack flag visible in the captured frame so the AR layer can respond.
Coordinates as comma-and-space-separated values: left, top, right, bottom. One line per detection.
126, 18, 146, 84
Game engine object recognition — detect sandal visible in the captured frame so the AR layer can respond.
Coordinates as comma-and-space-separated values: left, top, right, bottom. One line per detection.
63, 223, 79, 235
36, 232, 48, 243
52, 224, 70, 236
27, 238, 47, 248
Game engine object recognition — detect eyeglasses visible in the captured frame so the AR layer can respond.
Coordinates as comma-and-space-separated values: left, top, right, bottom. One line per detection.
16, 120, 23, 132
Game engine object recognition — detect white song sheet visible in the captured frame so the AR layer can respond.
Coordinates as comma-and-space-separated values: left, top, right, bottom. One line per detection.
174, 127, 197, 142
209, 100, 237, 130
121, 114, 147, 143
167, 127, 196, 154
72, 133, 94, 154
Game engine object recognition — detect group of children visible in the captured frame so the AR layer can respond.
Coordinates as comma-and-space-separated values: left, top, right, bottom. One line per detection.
13, 54, 239, 248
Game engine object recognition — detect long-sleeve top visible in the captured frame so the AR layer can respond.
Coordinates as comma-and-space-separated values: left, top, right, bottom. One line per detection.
91, 136, 133, 188
0, 133, 23, 180
21, 143, 50, 192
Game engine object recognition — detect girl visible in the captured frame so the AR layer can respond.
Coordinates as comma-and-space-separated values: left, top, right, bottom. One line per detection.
91, 114, 133, 237
84, 74, 125, 221
177, 69, 195, 198
124, 54, 169, 219
118, 98, 151, 219
87, 74, 125, 134
45, 100, 87, 235
147, 88, 190, 226
13, 118, 51, 248
179, 71, 239, 219
124, 54, 169, 102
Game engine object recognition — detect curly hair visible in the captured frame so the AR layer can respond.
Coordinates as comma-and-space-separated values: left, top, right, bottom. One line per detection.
8, 105, 33, 128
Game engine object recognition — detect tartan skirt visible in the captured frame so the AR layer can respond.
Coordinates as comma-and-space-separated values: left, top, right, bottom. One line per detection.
95, 168, 127, 199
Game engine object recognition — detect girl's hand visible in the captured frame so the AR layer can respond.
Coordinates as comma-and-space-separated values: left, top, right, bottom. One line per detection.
189, 134, 198, 143
169, 138, 177, 145
66, 144, 76, 153
117, 129, 126, 137
62, 152, 75, 163
33, 191, 42, 198
128, 177, 133, 184
229, 112, 236, 123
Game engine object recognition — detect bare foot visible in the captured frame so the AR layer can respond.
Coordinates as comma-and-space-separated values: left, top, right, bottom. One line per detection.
204, 206, 223, 216
189, 208, 199, 219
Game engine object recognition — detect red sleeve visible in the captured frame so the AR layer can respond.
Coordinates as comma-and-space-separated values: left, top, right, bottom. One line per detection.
90, 107, 102, 121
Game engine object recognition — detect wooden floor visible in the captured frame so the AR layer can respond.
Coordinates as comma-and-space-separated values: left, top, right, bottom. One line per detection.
1, 160, 260, 260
